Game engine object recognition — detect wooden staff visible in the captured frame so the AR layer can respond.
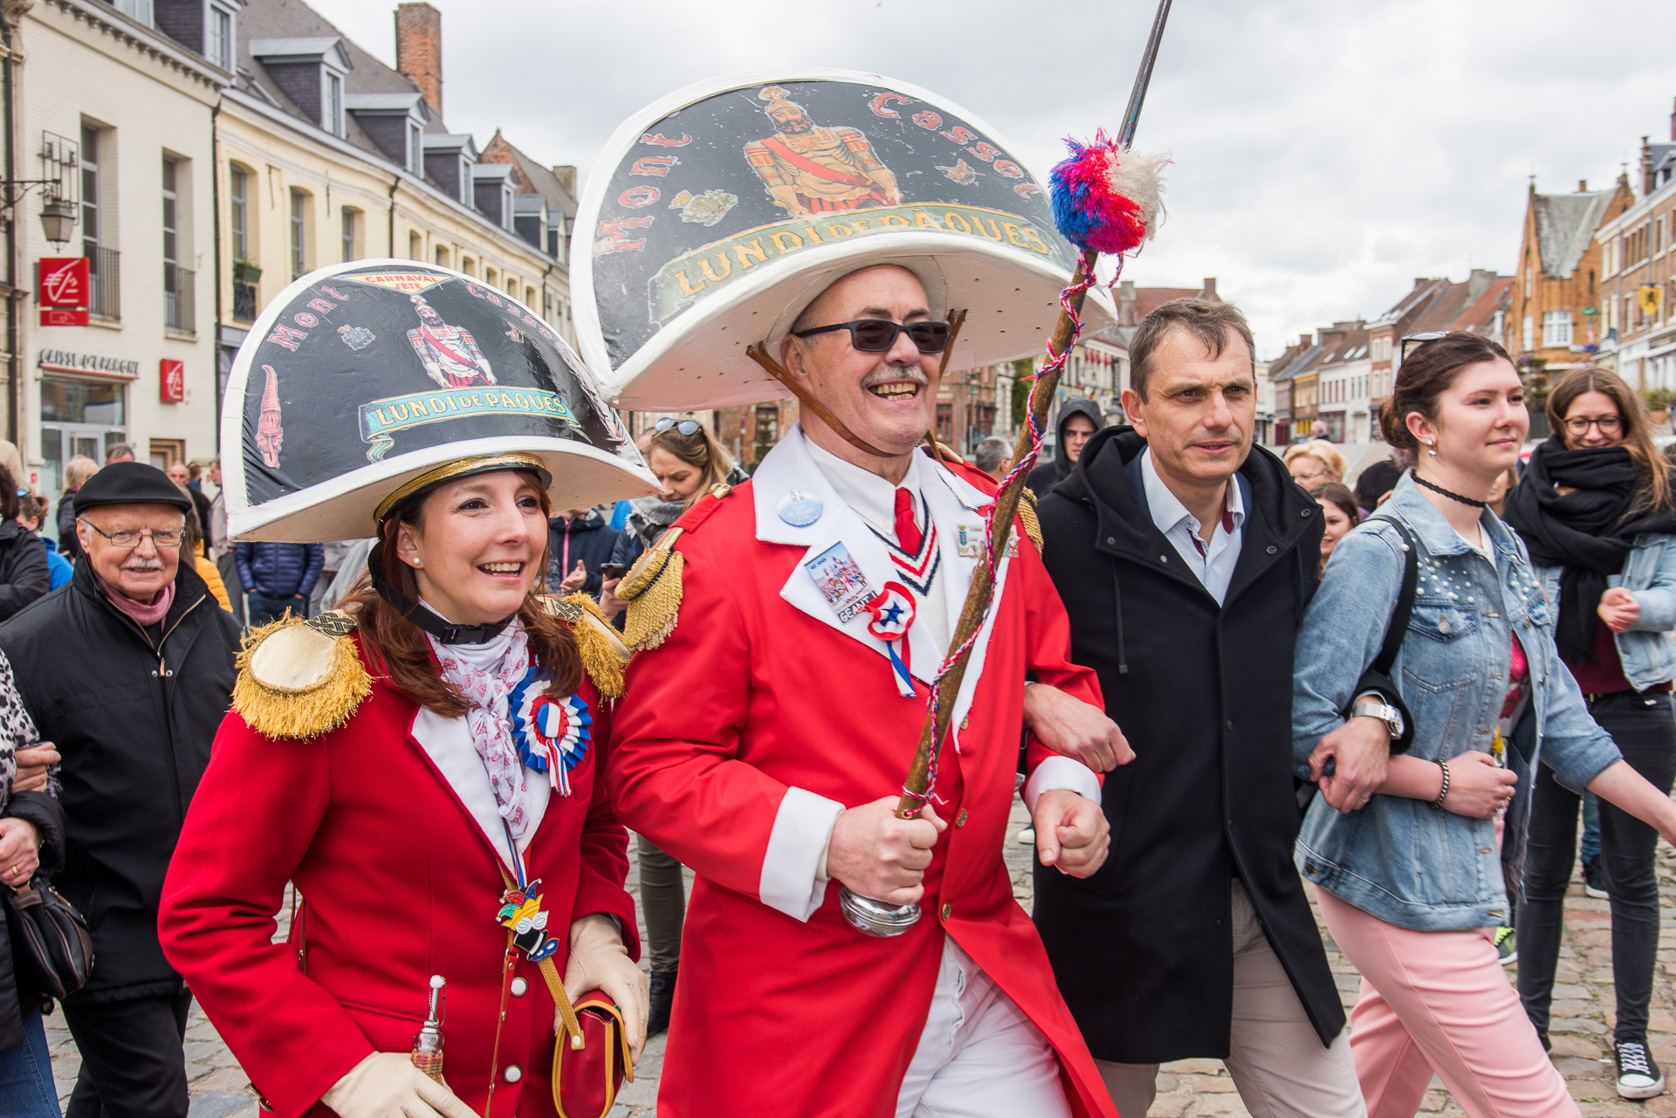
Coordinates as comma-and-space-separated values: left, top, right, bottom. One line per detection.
893, 0, 1173, 819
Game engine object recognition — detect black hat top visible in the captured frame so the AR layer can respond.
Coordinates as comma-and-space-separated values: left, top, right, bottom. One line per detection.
73, 462, 194, 517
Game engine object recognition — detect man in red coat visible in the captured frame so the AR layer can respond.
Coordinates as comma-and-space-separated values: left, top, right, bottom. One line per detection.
610, 262, 1130, 1117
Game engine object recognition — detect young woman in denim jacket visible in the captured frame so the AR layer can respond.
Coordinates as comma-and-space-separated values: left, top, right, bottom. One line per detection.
1502, 366, 1676, 1100
1292, 333, 1676, 1118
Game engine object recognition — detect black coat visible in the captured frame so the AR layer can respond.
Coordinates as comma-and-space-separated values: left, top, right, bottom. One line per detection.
1031, 427, 1344, 1062
0, 558, 239, 1002
0, 520, 49, 623
0, 789, 65, 1049
545, 510, 618, 597
1026, 396, 1104, 499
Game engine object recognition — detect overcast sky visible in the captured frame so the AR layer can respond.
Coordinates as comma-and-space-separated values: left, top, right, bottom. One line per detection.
319, 0, 1676, 361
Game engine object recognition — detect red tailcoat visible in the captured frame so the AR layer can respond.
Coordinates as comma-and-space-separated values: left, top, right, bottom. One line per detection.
160, 636, 637, 1118
609, 430, 1115, 1118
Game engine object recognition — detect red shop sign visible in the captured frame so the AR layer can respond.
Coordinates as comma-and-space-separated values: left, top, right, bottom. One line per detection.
37, 258, 89, 308
160, 359, 185, 403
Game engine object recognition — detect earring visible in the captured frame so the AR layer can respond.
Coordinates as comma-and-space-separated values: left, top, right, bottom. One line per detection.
411, 558, 422, 567
1426, 440, 1437, 458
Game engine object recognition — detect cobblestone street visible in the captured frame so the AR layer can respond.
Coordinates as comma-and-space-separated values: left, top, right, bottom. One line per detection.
44, 792, 1676, 1117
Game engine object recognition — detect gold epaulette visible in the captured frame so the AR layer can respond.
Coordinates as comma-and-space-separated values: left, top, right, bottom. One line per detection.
1018, 487, 1044, 555
543, 593, 629, 699
231, 607, 372, 740
617, 482, 734, 652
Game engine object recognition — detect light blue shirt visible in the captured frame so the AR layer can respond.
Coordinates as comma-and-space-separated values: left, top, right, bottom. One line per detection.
1139, 447, 1246, 605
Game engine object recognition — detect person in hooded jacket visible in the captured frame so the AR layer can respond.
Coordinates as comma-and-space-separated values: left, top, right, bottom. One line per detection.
544, 507, 617, 598
1026, 397, 1104, 499
0, 469, 50, 622
1032, 300, 1368, 1118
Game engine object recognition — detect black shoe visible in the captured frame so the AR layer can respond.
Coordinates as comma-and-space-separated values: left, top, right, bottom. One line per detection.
1616, 1039, 1665, 1100
1584, 857, 1611, 899
647, 969, 676, 1037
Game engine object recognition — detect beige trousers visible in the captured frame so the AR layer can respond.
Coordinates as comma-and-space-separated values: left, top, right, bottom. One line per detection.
1096, 881, 1366, 1118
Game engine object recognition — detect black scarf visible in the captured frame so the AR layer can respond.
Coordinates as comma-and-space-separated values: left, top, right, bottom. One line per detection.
1502, 436, 1676, 661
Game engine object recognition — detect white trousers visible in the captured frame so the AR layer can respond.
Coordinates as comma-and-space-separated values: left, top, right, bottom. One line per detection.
894, 938, 1073, 1118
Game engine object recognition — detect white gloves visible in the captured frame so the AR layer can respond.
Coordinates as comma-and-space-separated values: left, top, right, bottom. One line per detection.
561, 913, 650, 1058
320, 1052, 479, 1118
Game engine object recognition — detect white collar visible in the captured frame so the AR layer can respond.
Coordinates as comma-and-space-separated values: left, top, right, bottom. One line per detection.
421, 596, 520, 675
802, 430, 924, 538
1139, 448, 1246, 537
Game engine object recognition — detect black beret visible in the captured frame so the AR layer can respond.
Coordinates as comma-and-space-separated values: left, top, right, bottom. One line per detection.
74, 462, 194, 516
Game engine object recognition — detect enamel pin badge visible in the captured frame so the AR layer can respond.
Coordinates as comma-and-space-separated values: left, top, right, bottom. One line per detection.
804, 542, 874, 623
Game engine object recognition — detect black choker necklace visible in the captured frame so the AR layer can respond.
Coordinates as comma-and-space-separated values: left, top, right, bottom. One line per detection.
1410, 470, 1488, 509
366, 542, 516, 644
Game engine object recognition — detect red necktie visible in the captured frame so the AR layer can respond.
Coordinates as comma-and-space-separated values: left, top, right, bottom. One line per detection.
894, 488, 923, 554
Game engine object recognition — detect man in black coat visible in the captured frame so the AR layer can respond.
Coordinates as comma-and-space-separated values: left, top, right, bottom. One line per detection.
545, 506, 618, 597
1033, 300, 1384, 1118
0, 463, 240, 1118
1026, 396, 1104, 499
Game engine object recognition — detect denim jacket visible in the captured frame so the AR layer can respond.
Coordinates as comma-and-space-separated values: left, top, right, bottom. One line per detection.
1532, 533, 1676, 692
1293, 475, 1621, 932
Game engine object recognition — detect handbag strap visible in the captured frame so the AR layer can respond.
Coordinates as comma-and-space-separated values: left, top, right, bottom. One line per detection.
1368, 515, 1420, 678
498, 863, 586, 1047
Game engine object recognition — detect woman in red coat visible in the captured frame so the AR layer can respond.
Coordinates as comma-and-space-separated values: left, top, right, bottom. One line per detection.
160, 456, 647, 1118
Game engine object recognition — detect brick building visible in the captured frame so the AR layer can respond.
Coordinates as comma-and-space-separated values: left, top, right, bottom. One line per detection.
1596, 103, 1676, 393
1509, 177, 1633, 380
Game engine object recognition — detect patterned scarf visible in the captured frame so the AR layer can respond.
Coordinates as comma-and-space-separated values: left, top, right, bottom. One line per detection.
429, 621, 537, 842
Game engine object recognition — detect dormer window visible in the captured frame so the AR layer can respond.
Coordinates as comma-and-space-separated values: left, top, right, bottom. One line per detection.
344, 93, 429, 173
422, 135, 479, 207
206, 5, 233, 69
324, 71, 344, 138
250, 38, 353, 138
458, 155, 471, 205
408, 121, 423, 174
114, 0, 155, 27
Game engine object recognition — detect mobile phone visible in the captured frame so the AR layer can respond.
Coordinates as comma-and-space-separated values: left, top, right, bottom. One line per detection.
600, 563, 628, 579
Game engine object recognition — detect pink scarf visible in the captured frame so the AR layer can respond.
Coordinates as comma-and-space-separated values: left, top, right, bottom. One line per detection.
94, 572, 175, 627
429, 625, 537, 842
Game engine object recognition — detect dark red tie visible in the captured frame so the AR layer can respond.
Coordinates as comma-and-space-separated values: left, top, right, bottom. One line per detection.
894, 488, 923, 553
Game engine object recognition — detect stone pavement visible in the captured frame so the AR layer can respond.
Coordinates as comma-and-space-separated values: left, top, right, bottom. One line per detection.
40, 794, 1676, 1116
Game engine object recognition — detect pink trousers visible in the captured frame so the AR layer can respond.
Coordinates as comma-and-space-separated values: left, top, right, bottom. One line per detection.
1316, 888, 1577, 1118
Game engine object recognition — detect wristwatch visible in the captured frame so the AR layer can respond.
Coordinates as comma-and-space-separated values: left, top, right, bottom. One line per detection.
1351, 700, 1405, 740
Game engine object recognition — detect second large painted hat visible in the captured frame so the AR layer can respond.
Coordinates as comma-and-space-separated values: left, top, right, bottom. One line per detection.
573, 69, 1114, 411
222, 260, 659, 543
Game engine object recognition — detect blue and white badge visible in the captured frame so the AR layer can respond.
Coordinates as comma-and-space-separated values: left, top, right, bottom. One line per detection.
777, 489, 823, 527
509, 668, 592, 797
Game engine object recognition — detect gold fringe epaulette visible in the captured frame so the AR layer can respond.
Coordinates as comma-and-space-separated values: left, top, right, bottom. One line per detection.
616, 482, 734, 652
617, 528, 685, 652
232, 608, 372, 740
543, 594, 629, 699
1018, 488, 1044, 555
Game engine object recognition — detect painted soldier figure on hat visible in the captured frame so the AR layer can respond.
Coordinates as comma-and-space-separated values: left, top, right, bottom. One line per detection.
744, 85, 903, 215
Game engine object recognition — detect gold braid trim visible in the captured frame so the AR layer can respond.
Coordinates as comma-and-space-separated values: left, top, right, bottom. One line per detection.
542, 594, 630, 699
1017, 488, 1044, 555
617, 530, 685, 653
232, 611, 372, 740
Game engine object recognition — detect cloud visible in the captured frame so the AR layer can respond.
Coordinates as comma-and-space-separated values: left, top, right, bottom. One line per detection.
318, 0, 1676, 358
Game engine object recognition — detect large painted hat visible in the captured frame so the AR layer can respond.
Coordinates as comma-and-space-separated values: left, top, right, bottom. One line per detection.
222, 260, 659, 543
573, 69, 1114, 411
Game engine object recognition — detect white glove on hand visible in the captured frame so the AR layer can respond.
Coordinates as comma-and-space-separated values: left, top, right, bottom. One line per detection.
320, 1051, 480, 1118
561, 913, 649, 1059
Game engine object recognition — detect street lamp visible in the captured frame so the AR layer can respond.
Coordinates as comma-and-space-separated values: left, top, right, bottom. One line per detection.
38, 198, 75, 247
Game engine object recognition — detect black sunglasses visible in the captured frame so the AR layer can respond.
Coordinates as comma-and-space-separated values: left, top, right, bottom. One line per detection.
792, 318, 950, 354
1399, 331, 1448, 365
654, 417, 701, 436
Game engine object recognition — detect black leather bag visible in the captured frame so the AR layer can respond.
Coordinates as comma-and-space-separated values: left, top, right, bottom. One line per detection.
4, 878, 94, 1000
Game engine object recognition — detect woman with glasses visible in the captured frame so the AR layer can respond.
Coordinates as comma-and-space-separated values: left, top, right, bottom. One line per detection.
1293, 333, 1676, 1117
601, 416, 744, 1038
0, 468, 50, 622
1501, 366, 1676, 1099
1283, 439, 1346, 494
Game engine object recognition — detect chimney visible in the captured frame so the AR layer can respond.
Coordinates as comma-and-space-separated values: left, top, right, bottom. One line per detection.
1578, 179, 1588, 192
1468, 268, 1494, 300
1201, 277, 1218, 301
395, 3, 443, 117
552, 165, 577, 196
1300, 334, 1312, 349
1642, 135, 1655, 197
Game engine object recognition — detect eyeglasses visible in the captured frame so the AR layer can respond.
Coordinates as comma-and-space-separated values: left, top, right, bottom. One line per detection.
792, 318, 951, 354
654, 418, 702, 436
1564, 414, 1622, 435
1399, 331, 1449, 364
78, 519, 183, 549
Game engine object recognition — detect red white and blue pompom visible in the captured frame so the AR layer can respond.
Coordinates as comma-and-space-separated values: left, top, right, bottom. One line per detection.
1049, 130, 1168, 256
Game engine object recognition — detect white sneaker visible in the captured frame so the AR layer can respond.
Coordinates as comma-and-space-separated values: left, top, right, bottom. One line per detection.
1014, 827, 1035, 845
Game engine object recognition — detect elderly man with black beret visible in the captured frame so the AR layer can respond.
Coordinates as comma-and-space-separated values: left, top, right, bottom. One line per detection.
0, 462, 240, 1118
